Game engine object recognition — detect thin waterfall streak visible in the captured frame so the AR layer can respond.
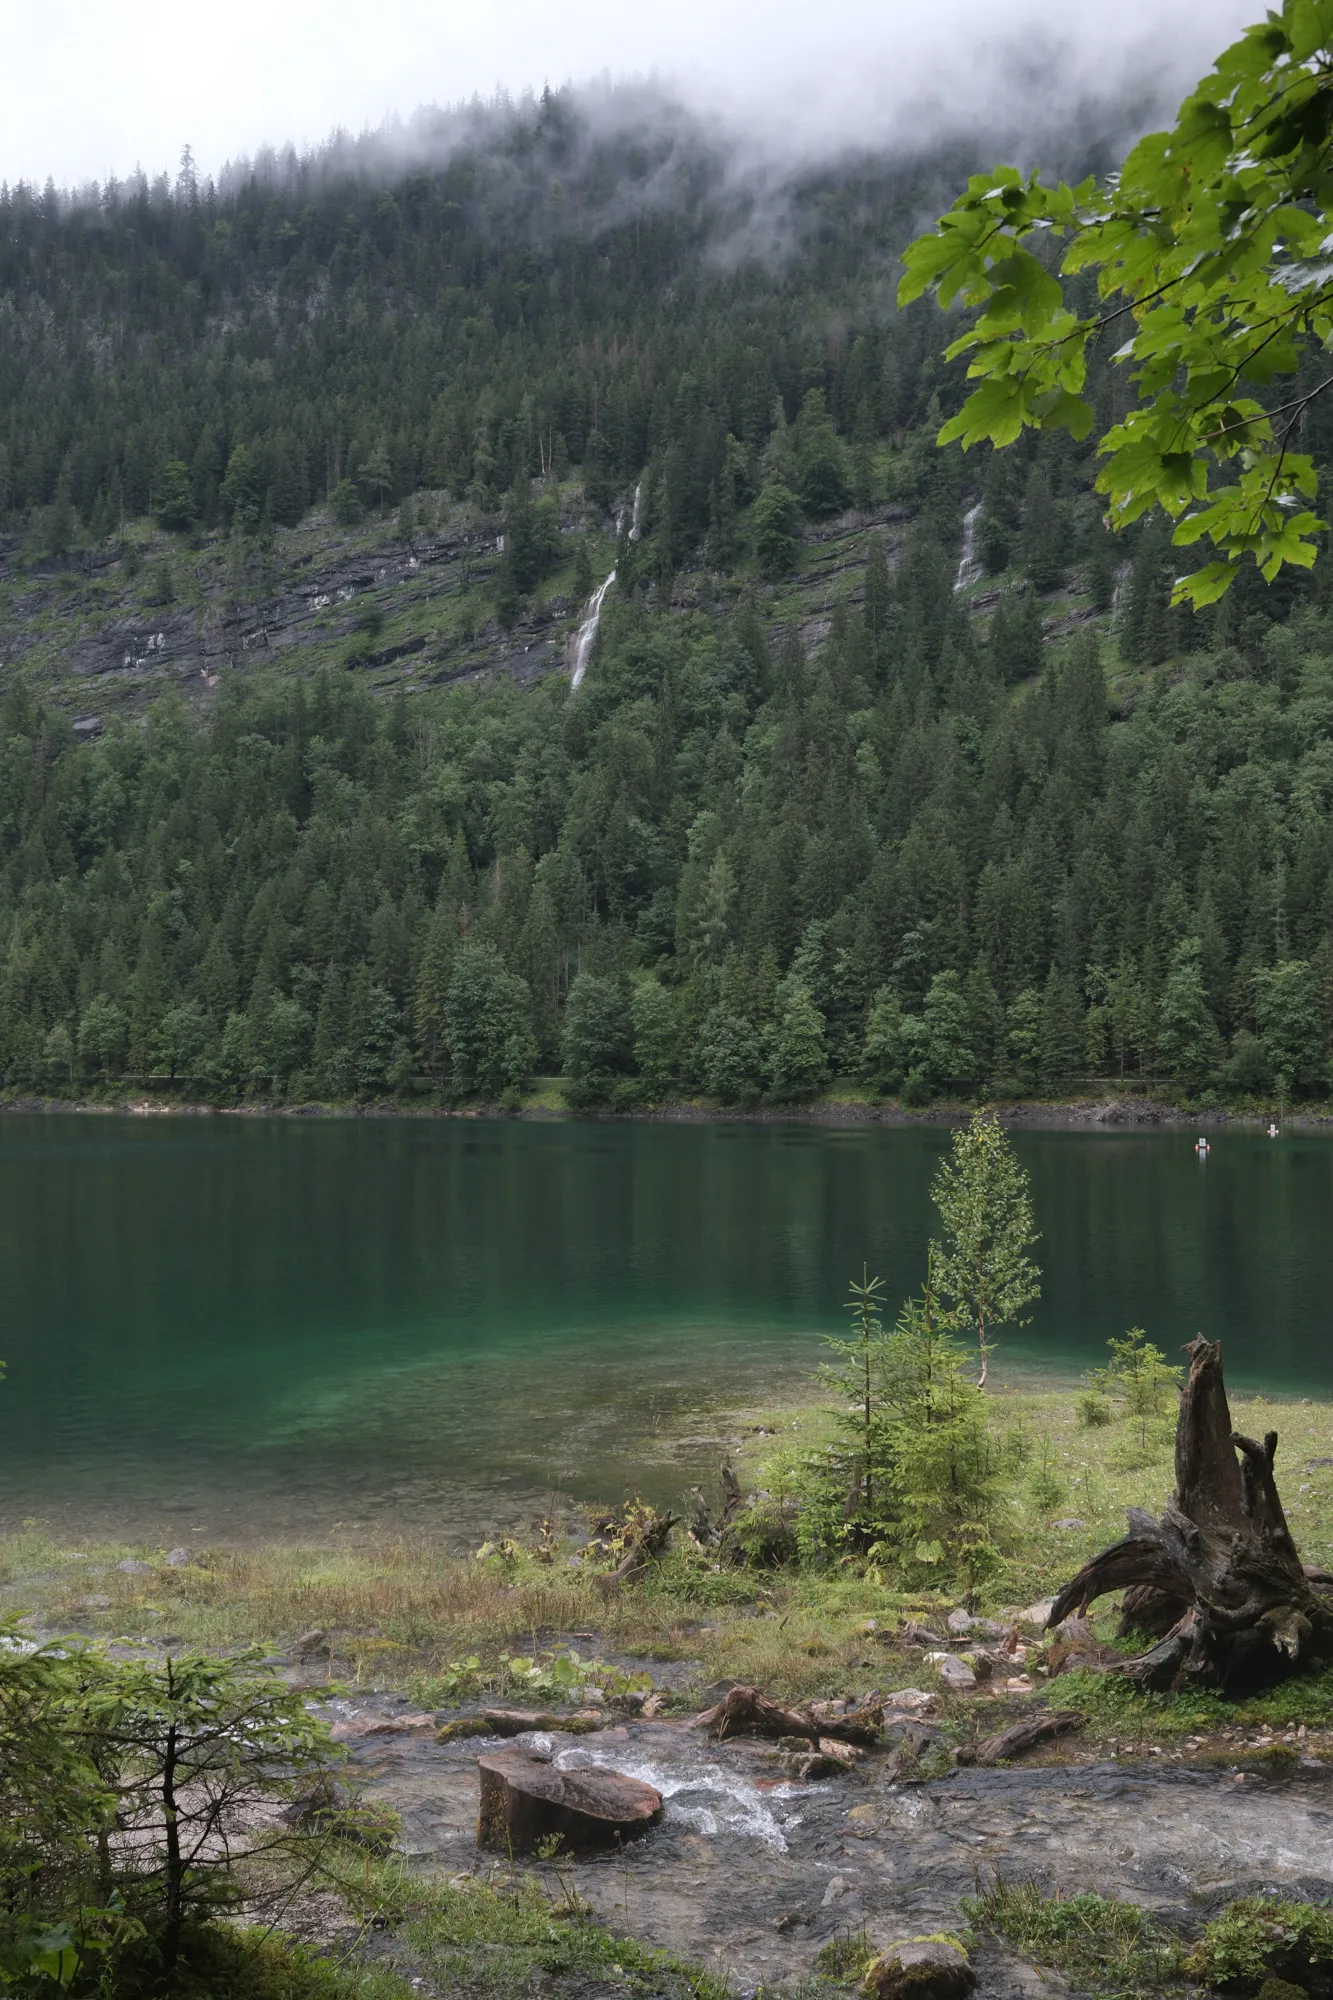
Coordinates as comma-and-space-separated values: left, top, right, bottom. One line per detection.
571, 569, 616, 690
954, 500, 983, 592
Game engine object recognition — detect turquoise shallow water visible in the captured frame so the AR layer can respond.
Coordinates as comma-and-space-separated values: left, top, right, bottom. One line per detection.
0, 1114, 1329, 1542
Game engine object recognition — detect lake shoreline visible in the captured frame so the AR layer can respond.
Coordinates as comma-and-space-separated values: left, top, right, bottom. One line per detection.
1, 1087, 1325, 1132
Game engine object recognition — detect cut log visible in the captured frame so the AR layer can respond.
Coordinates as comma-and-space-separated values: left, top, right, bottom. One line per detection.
957, 1711, 1084, 1766
1048, 1337, 1333, 1695
437, 1709, 603, 1743
692, 1684, 882, 1745
476, 1749, 662, 1852
694, 1685, 818, 1742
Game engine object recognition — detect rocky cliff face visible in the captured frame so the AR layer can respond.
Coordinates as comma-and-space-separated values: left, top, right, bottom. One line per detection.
0, 489, 1049, 734
0, 500, 581, 727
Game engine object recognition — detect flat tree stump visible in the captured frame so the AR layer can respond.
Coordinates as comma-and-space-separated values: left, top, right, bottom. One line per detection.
1048, 1336, 1333, 1696
476, 1749, 662, 1852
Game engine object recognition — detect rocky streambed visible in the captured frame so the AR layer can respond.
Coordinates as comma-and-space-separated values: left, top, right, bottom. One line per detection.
324, 1691, 1333, 1995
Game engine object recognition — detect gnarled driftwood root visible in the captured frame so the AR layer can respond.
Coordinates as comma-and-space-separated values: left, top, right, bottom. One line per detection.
1048, 1337, 1333, 1696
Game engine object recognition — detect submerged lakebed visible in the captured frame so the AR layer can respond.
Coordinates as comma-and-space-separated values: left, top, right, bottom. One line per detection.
1, 1112, 1332, 1543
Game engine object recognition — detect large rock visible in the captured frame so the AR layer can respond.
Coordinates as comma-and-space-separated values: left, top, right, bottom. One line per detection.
476, 1749, 662, 1853
863, 1937, 977, 1998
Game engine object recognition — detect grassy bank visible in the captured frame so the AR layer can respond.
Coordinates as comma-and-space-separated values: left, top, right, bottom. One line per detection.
7, 1379, 1333, 1996
6, 1382, 1333, 1734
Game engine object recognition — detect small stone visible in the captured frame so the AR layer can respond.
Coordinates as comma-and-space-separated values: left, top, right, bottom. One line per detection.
117, 1559, 152, 1574
925, 1652, 977, 1692
1052, 1517, 1089, 1531
884, 1689, 936, 1714
165, 1547, 191, 1567
436, 1717, 494, 1743
864, 1938, 976, 1999
945, 1609, 974, 1635
329, 1712, 436, 1741
800, 1751, 853, 1778
1020, 1599, 1054, 1627
816, 1737, 863, 1766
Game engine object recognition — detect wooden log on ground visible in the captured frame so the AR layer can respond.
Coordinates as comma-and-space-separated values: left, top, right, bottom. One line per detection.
957, 1711, 1085, 1766
693, 1684, 882, 1744
1048, 1336, 1333, 1696
437, 1709, 604, 1742
476, 1749, 662, 1852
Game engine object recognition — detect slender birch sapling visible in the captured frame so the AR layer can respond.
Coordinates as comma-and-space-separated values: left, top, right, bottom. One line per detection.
930, 1111, 1041, 1388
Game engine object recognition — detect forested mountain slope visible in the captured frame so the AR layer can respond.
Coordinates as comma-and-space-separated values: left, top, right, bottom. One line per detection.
1, 90, 1332, 1107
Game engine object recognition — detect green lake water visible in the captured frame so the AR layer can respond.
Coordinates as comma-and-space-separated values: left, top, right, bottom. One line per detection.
0, 1113, 1330, 1544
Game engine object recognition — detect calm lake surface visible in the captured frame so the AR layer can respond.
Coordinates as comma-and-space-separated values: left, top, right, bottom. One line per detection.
1, 1113, 1330, 1542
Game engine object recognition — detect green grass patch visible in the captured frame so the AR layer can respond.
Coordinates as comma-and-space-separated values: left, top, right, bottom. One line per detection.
1053, 1662, 1333, 1738
967, 1882, 1186, 1995
352, 1858, 729, 2000
103, 1923, 413, 2000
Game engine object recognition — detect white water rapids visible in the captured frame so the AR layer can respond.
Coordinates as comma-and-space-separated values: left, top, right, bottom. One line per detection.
570, 482, 643, 692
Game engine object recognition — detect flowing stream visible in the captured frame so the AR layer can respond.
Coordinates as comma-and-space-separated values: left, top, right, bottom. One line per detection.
334, 1694, 1333, 1996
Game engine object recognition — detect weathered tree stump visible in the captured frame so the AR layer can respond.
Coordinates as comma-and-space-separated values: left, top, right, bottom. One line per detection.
476, 1749, 662, 1852
1048, 1336, 1333, 1695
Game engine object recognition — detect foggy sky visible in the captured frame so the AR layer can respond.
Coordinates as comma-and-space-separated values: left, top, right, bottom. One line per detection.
8, 0, 1257, 189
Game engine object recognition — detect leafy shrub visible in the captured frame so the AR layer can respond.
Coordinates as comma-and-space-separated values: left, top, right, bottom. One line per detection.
1187, 1899, 1333, 1993
0, 1631, 337, 1989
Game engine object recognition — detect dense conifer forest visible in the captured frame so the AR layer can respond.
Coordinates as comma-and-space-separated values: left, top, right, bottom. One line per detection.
3, 89, 1333, 1107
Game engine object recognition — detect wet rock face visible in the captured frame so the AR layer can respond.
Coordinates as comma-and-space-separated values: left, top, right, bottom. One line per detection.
865, 1938, 977, 1999
476, 1747, 663, 1853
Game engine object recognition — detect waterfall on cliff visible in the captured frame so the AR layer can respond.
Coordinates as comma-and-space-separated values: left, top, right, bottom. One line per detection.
570, 569, 616, 690
954, 501, 983, 592
571, 483, 643, 691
